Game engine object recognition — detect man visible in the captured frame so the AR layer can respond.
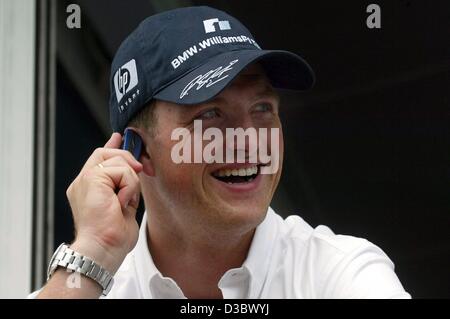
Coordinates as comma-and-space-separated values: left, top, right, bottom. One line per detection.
32, 6, 410, 298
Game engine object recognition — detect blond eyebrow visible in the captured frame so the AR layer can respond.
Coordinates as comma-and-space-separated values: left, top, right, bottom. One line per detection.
176, 101, 216, 119
177, 82, 278, 117
201, 87, 278, 107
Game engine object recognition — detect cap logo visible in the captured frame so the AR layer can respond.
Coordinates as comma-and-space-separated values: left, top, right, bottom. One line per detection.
203, 18, 231, 33
114, 59, 138, 103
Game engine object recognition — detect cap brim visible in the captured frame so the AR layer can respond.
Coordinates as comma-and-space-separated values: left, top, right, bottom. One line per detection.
154, 49, 315, 105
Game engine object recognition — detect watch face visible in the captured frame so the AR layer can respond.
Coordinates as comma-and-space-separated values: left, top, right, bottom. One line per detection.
47, 243, 65, 279
47, 263, 58, 281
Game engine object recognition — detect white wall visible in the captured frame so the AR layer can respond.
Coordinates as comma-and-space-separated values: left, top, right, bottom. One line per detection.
0, 0, 36, 298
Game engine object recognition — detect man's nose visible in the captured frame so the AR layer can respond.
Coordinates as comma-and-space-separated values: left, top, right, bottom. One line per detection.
222, 114, 259, 161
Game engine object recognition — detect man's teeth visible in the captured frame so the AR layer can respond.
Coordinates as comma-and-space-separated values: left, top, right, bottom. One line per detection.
215, 166, 258, 177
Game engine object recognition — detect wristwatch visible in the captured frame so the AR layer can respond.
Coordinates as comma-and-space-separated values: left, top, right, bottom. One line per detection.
47, 243, 114, 296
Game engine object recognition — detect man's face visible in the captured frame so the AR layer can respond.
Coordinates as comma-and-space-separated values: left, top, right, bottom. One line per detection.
140, 64, 284, 233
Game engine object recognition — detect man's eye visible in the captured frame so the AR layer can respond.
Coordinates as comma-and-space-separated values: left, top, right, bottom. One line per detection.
197, 109, 219, 120
254, 103, 273, 112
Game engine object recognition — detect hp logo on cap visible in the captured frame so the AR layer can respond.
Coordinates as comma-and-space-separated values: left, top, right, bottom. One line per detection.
203, 18, 231, 33
114, 59, 139, 103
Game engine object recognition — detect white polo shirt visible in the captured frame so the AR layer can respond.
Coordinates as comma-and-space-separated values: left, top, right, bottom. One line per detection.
29, 207, 411, 299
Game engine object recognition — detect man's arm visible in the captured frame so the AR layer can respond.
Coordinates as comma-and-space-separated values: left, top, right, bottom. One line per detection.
36, 133, 142, 298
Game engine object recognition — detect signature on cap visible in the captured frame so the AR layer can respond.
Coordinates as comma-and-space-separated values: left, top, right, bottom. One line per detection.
180, 59, 239, 99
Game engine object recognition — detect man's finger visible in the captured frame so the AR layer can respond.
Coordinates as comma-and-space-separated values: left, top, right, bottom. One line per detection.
97, 166, 141, 211
99, 155, 130, 169
82, 148, 142, 173
104, 133, 122, 149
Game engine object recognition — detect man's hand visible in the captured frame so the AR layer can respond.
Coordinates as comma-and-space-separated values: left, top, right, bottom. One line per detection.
37, 133, 143, 298
67, 132, 143, 272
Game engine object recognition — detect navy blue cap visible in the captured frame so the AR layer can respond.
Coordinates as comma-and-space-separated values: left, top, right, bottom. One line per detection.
109, 6, 315, 133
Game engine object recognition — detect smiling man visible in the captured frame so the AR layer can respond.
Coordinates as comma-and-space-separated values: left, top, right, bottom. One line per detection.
32, 6, 410, 299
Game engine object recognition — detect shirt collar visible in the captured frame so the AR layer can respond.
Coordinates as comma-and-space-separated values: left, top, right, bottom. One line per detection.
132, 207, 278, 298
241, 207, 278, 298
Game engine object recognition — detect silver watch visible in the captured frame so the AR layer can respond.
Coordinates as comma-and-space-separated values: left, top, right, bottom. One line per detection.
47, 243, 114, 296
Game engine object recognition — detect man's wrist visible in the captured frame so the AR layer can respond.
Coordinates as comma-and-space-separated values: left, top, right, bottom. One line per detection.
70, 238, 123, 275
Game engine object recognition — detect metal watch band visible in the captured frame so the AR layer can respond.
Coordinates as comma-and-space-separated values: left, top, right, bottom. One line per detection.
47, 243, 114, 296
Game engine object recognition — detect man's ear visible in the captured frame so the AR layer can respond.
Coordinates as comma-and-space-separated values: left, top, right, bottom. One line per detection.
139, 143, 155, 177
130, 127, 155, 177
